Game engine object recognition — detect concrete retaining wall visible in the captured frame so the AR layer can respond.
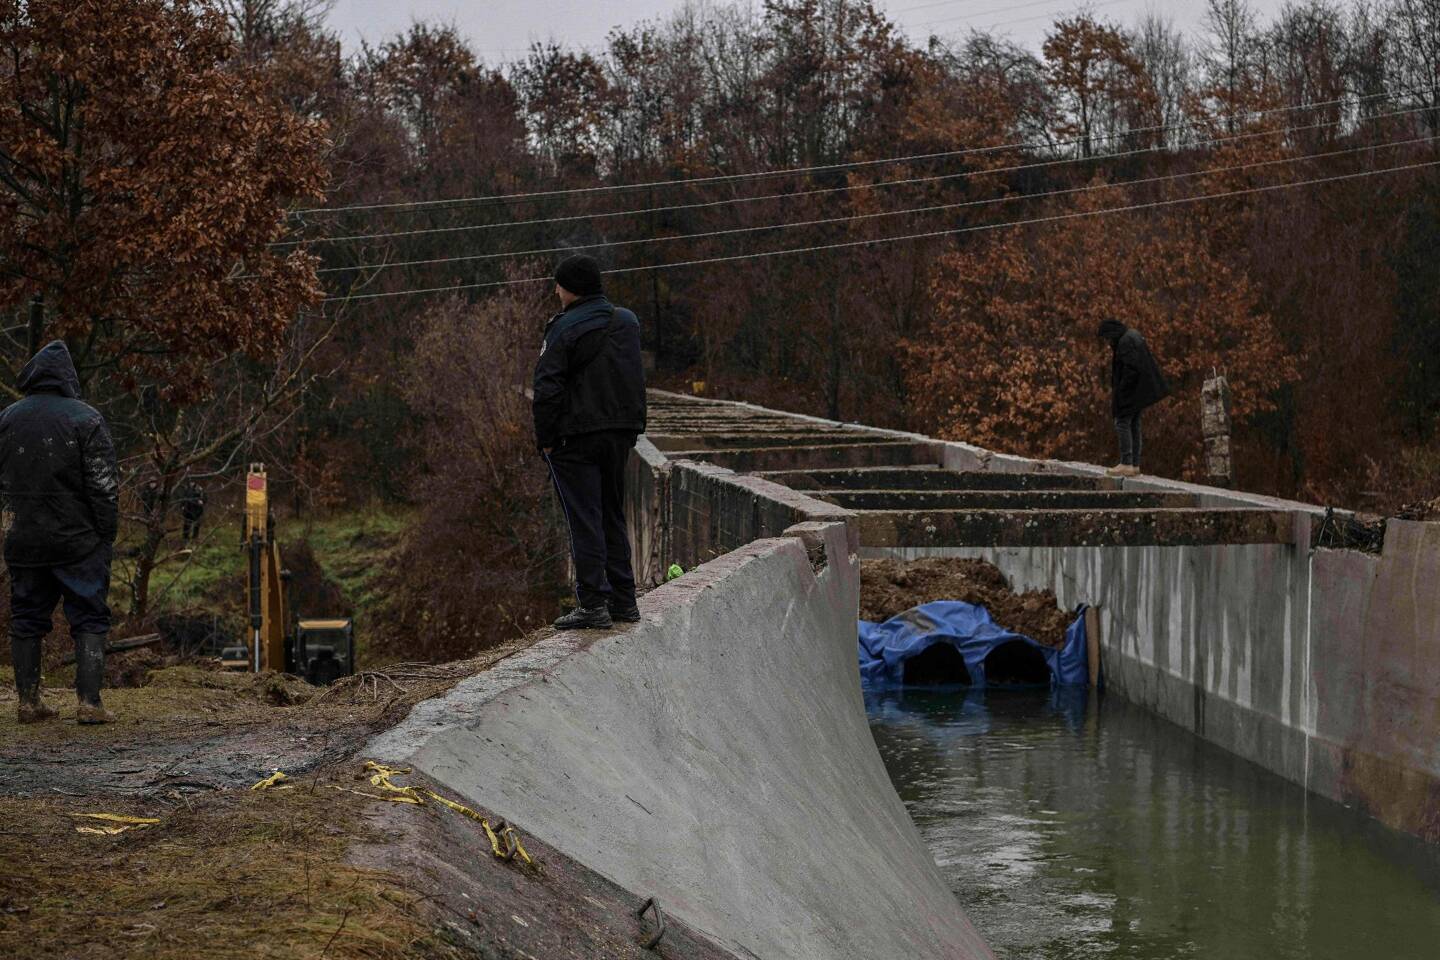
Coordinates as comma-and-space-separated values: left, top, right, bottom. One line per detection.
677, 391, 1440, 842
867, 518, 1440, 843
1308, 520, 1440, 841
371, 521, 993, 960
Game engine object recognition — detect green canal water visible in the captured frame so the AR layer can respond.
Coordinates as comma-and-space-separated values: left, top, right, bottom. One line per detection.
866, 688, 1440, 960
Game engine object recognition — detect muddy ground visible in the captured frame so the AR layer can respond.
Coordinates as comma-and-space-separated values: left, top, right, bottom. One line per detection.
0, 645, 736, 959
860, 557, 1073, 647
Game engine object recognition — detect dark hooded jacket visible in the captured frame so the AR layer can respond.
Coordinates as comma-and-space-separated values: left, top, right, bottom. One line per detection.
1098, 320, 1170, 419
0, 341, 119, 567
532, 295, 646, 450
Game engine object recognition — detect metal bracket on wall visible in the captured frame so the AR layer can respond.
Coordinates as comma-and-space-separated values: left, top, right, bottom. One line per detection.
636, 896, 666, 950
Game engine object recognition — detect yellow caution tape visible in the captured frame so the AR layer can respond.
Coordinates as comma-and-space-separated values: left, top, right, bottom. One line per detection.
359, 762, 534, 866
364, 761, 426, 804
70, 812, 161, 836
71, 813, 161, 825
328, 784, 389, 801
251, 771, 288, 791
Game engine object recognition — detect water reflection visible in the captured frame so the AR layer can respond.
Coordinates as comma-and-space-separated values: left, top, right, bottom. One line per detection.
867, 689, 1440, 960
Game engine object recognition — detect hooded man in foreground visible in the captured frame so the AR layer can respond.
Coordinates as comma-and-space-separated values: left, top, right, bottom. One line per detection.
1, 340, 119, 723
533, 256, 647, 630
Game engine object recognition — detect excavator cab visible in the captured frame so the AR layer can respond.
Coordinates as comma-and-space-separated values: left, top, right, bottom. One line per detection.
293, 618, 354, 686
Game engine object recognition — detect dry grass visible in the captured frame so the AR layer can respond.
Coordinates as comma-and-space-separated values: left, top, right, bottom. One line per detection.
0, 640, 544, 958
0, 777, 473, 959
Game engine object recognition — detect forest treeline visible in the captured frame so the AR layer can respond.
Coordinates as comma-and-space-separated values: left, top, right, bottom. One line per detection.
1, 0, 1438, 654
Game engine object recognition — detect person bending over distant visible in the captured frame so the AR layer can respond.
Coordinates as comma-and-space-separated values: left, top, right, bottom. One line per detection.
533, 255, 647, 630
1097, 319, 1170, 477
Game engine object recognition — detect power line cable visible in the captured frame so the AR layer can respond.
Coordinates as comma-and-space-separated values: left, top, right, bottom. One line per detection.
320, 157, 1440, 302
909, 0, 1129, 32
279, 99, 1433, 248
309, 134, 1434, 277
291, 87, 1429, 217
888, 0, 1055, 17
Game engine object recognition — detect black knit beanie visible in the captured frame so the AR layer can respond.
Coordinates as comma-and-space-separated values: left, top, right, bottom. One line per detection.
554, 255, 604, 297
1097, 319, 1127, 341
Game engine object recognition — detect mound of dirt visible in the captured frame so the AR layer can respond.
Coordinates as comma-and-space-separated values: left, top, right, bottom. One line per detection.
860, 558, 1073, 648
145, 665, 316, 705
104, 648, 223, 689
1397, 497, 1440, 522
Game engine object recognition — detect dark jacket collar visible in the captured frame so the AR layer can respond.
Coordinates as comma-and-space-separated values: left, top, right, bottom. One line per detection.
547, 294, 612, 330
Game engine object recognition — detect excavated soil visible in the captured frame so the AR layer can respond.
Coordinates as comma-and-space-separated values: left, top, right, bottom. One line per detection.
861, 558, 1072, 648
1397, 497, 1440, 522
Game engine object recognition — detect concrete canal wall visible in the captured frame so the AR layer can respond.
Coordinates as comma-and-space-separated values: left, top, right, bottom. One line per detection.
373, 424, 993, 960
648, 391, 1440, 843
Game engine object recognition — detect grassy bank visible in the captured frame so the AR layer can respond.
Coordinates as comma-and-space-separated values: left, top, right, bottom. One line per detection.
132, 507, 412, 666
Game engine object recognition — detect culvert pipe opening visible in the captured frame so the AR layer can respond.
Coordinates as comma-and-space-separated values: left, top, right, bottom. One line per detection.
901, 643, 972, 686
983, 640, 1051, 686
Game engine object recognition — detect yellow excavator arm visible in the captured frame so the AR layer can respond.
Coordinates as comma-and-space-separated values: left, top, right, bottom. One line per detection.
244, 465, 288, 672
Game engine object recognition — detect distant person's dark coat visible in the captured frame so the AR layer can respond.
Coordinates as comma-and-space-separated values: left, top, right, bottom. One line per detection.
1099, 320, 1170, 419
532, 294, 646, 450
0, 341, 119, 567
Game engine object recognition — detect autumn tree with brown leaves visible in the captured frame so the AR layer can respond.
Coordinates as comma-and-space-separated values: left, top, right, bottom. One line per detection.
0, 0, 330, 619
0, 0, 327, 397
902, 184, 1299, 480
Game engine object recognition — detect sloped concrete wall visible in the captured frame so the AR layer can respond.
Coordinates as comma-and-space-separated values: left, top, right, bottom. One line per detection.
370, 522, 993, 960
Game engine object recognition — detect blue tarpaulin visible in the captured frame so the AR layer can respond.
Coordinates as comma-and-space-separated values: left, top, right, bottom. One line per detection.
858, 601, 1089, 687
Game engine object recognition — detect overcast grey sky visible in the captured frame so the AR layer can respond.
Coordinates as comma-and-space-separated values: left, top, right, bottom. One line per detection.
327, 1, 1292, 62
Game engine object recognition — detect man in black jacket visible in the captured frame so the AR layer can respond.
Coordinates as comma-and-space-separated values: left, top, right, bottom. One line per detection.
1097, 320, 1170, 477
534, 255, 647, 630
1, 341, 119, 723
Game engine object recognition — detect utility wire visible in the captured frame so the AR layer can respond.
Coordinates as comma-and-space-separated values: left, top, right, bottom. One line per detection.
279, 95, 1432, 247
310, 134, 1434, 277
321, 157, 1440, 303
889, 0, 1067, 17
909, 0, 1129, 31
290, 87, 1429, 218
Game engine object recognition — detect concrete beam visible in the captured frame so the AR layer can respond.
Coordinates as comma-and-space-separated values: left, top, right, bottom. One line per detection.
821, 489, 1198, 511
759, 467, 1121, 492
856, 507, 1298, 547
648, 432, 898, 452
666, 442, 940, 472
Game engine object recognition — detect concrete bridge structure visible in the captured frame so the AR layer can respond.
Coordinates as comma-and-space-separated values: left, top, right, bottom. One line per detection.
373, 389, 1440, 960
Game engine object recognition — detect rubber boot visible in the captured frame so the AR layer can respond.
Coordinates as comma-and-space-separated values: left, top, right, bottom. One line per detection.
11, 633, 58, 723
73, 632, 116, 724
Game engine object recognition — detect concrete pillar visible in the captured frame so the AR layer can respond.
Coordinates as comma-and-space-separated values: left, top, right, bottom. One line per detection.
1201, 374, 1233, 488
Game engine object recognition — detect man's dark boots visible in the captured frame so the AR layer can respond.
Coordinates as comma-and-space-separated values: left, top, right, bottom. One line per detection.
608, 599, 641, 623
553, 605, 613, 630
11, 633, 57, 724
74, 632, 116, 724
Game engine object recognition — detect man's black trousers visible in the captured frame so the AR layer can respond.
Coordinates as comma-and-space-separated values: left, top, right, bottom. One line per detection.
9, 543, 113, 639
545, 431, 638, 610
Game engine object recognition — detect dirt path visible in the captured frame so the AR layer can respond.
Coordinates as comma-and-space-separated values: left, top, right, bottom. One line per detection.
1, 639, 736, 958
0, 654, 512, 798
